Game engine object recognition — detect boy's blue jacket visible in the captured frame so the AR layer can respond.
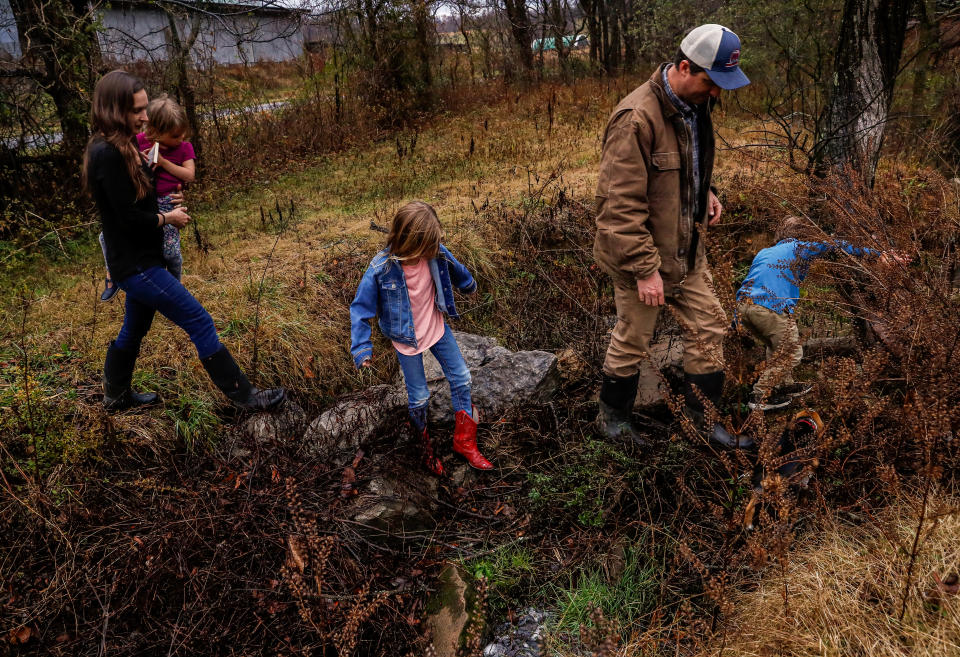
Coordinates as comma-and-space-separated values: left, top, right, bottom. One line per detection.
736, 239, 877, 314
350, 244, 477, 367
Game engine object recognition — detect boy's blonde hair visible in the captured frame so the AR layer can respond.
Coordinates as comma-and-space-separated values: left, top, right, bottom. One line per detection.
145, 95, 190, 140
774, 215, 806, 243
387, 201, 443, 260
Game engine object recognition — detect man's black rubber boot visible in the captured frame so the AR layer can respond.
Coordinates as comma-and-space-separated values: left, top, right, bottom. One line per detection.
683, 371, 755, 449
103, 340, 159, 411
597, 373, 649, 447
201, 346, 286, 411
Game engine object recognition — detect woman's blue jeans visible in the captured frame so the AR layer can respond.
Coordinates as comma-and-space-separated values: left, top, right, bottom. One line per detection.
396, 324, 472, 413
115, 265, 222, 359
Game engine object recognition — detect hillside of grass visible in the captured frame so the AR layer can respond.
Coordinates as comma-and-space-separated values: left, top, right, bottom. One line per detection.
2, 74, 960, 656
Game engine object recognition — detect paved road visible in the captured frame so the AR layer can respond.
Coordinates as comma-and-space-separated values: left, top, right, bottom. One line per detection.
2, 99, 290, 151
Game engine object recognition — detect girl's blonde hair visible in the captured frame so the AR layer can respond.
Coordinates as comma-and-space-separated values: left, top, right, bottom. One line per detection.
144, 94, 190, 140
386, 201, 443, 260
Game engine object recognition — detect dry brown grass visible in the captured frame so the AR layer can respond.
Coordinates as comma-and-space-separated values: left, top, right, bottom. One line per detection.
698, 494, 960, 657
1, 75, 650, 420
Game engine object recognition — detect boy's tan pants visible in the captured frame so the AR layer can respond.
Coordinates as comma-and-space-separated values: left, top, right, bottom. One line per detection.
736, 300, 803, 394
603, 269, 727, 378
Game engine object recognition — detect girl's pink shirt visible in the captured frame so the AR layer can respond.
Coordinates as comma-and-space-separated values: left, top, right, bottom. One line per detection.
392, 258, 445, 356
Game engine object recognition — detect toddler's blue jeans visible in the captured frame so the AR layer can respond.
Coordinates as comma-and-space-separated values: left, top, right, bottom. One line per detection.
396, 323, 472, 413
114, 265, 222, 358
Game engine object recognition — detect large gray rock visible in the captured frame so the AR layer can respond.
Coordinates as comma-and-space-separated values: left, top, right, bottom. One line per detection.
302, 332, 559, 465
302, 385, 406, 466
426, 564, 485, 657
483, 607, 552, 657
343, 454, 440, 538
240, 402, 308, 443
424, 332, 511, 378
419, 331, 560, 423
634, 336, 684, 407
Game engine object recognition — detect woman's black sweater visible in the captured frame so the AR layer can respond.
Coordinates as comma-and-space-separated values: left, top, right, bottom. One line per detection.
88, 137, 163, 283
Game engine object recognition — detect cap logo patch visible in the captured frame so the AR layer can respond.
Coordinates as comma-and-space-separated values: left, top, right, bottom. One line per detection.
726, 49, 740, 67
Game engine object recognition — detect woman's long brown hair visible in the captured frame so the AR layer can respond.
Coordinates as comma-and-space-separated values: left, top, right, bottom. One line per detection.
82, 70, 151, 200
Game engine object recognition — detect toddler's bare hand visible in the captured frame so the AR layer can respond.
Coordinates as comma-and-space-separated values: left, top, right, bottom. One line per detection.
169, 185, 185, 207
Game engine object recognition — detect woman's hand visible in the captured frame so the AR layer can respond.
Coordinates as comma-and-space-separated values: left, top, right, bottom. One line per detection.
163, 206, 190, 229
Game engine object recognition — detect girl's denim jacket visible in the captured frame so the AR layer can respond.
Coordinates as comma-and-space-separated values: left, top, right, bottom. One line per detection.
349, 244, 477, 367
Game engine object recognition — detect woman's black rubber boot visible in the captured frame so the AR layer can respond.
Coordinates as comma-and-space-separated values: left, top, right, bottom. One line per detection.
201, 346, 286, 411
103, 340, 159, 411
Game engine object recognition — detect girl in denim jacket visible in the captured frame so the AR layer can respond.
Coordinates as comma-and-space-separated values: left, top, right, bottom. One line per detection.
350, 201, 493, 475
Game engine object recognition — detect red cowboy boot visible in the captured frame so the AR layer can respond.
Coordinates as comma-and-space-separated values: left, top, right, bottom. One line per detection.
452, 406, 493, 470
410, 407, 444, 476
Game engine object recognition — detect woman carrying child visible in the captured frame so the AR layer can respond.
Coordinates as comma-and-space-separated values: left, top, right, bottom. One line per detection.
350, 201, 493, 475
100, 95, 194, 298
85, 70, 284, 411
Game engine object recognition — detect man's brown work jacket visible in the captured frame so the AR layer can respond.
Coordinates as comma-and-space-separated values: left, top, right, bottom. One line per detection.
594, 64, 717, 296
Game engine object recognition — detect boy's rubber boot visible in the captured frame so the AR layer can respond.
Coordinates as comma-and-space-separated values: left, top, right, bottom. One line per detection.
200, 346, 286, 411
453, 406, 493, 470
410, 406, 444, 476
103, 340, 160, 411
683, 371, 755, 449
597, 373, 649, 447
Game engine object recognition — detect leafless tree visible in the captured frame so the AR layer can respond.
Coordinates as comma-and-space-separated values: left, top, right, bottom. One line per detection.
816, 0, 912, 188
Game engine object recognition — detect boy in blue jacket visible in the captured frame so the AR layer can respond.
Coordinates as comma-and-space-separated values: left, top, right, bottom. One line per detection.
736, 216, 901, 411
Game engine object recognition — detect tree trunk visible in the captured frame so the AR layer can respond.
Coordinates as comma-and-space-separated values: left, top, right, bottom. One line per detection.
8, 0, 99, 161
412, 0, 434, 104
458, 8, 476, 82
599, 0, 609, 72
606, 0, 621, 72
816, 0, 911, 188
620, 0, 636, 71
546, 0, 570, 78
579, 0, 599, 66
164, 10, 202, 158
909, 0, 939, 111
504, 0, 534, 74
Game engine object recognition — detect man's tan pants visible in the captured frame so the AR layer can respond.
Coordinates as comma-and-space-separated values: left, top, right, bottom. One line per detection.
736, 300, 803, 394
603, 269, 727, 378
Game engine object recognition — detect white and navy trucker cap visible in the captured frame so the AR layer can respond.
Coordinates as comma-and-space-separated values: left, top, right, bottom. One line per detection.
680, 24, 749, 90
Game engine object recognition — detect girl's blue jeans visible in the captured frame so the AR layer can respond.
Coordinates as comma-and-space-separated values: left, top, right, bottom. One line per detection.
114, 265, 222, 358
396, 323, 472, 413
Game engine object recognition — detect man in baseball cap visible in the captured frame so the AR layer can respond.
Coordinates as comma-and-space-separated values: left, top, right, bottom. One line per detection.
681, 24, 750, 91
592, 25, 751, 449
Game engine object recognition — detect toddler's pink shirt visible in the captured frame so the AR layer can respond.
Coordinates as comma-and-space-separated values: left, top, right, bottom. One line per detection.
392, 258, 445, 356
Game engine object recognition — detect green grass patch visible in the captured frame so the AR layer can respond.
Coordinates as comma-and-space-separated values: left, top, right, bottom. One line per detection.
527, 439, 641, 528
165, 394, 221, 452
461, 543, 538, 617
548, 538, 661, 637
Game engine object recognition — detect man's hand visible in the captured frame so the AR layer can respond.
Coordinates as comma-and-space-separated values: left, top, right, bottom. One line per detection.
636, 271, 665, 306
707, 189, 723, 226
